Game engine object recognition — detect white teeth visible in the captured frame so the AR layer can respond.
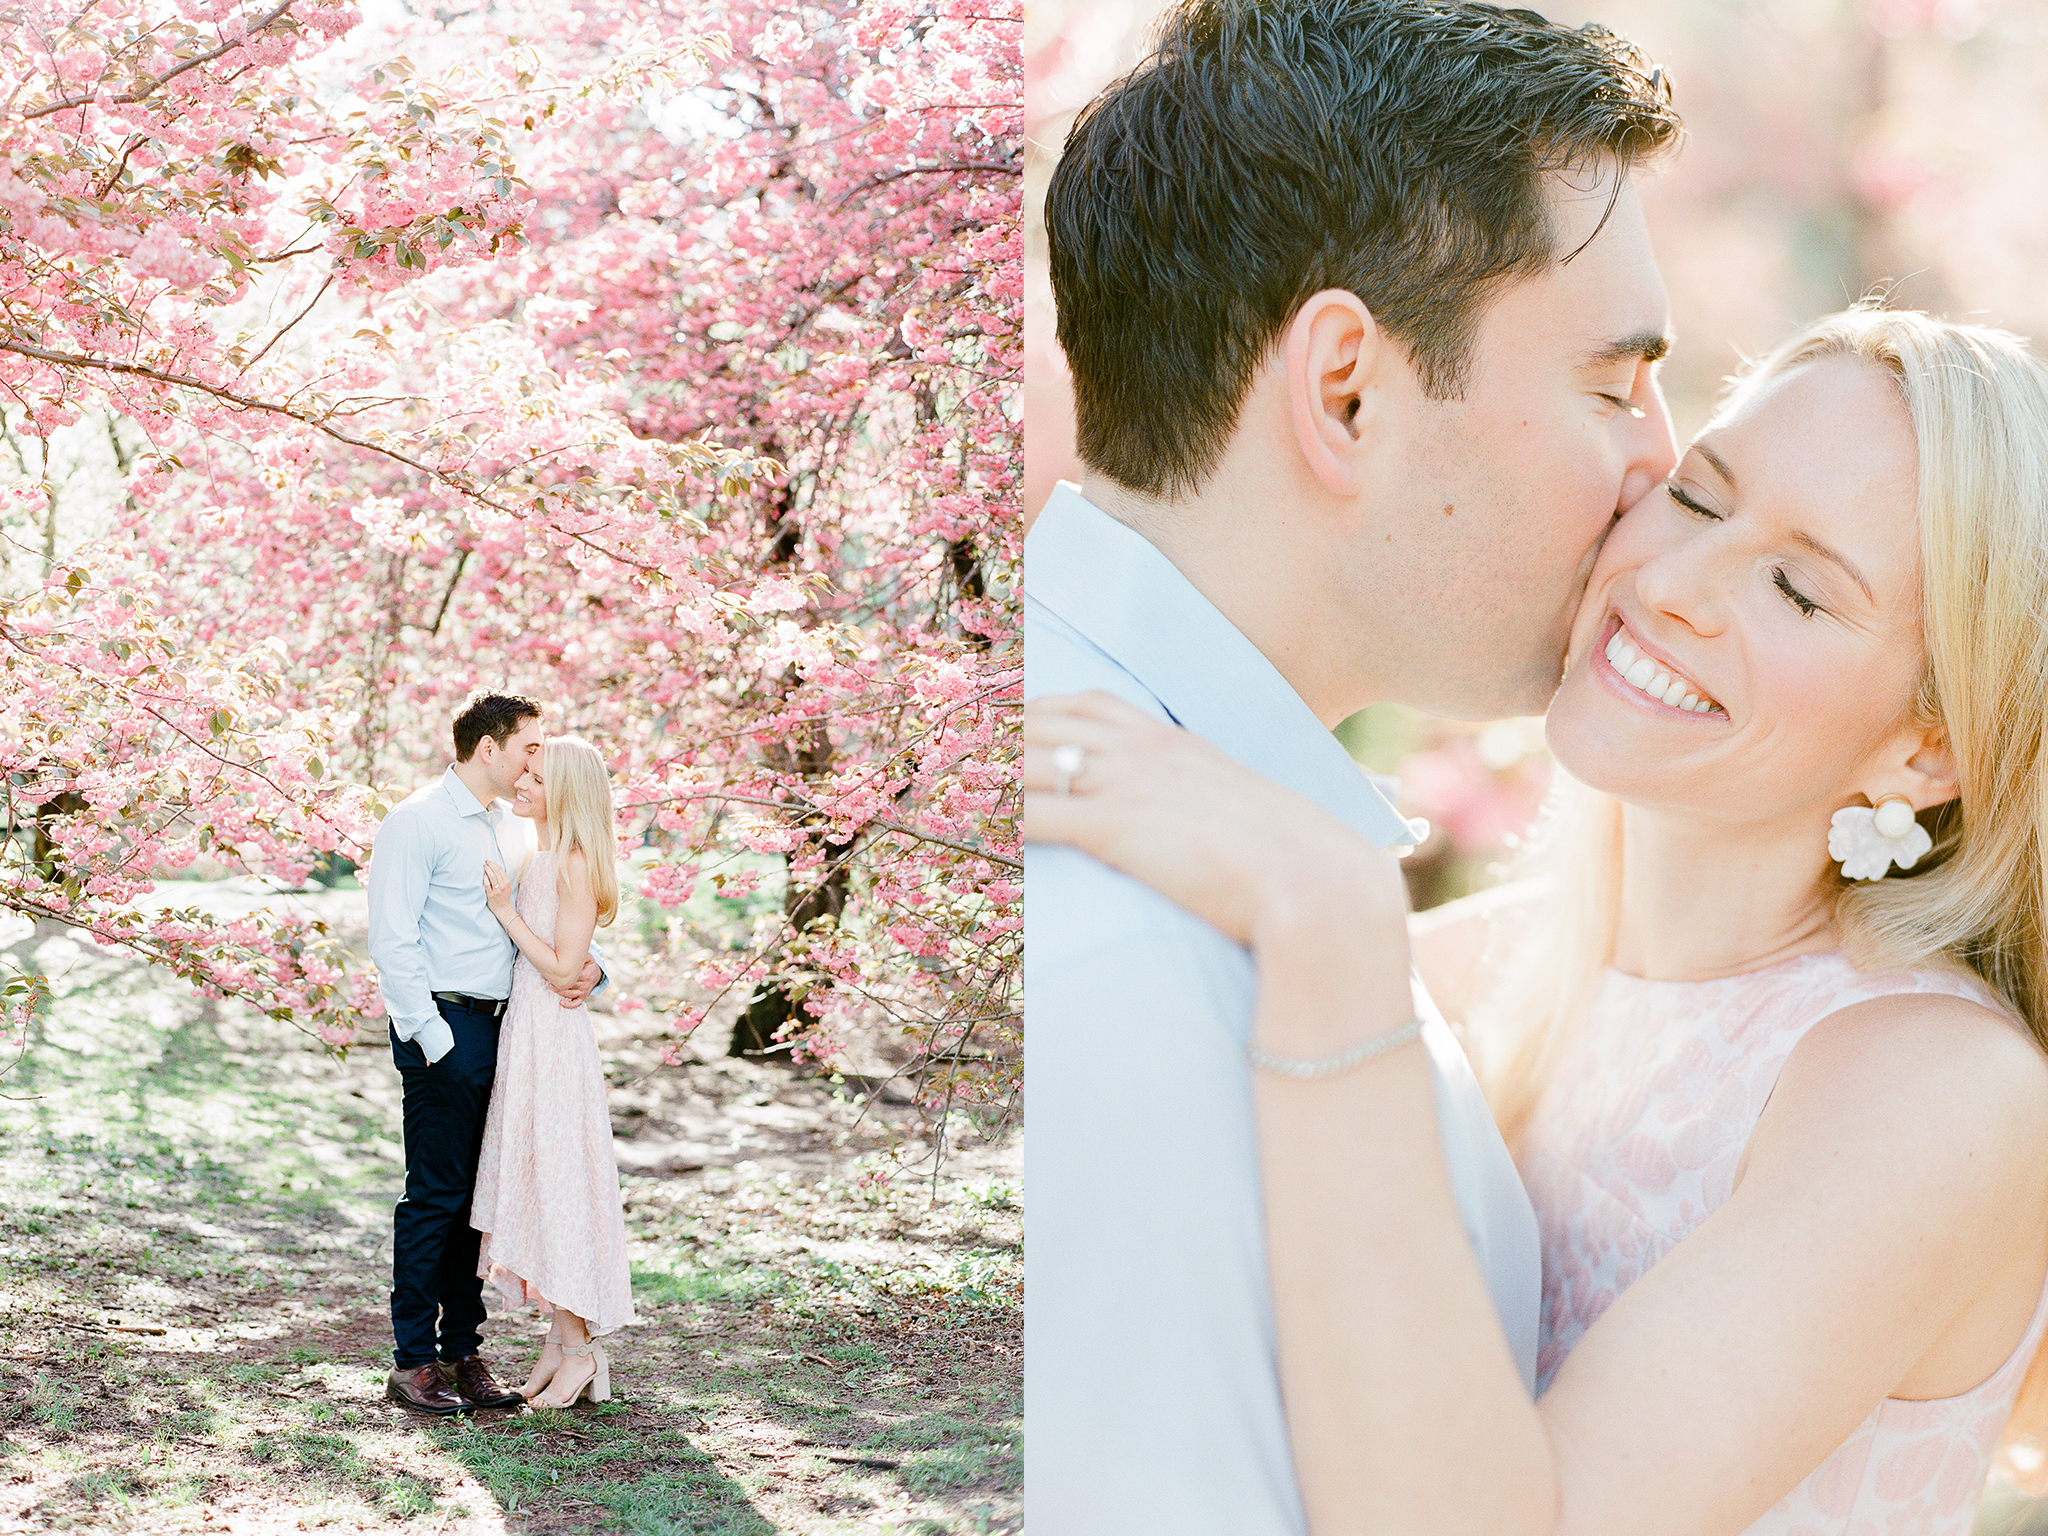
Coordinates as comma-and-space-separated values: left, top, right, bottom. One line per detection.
1607, 624, 1718, 715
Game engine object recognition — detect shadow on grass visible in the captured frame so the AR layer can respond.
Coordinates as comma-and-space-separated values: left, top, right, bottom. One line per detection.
624, 1255, 1022, 1525
430, 1408, 776, 1536
0, 909, 1020, 1534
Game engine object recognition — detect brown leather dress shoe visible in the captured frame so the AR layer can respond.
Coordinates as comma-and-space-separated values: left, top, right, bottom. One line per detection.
441, 1354, 524, 1409
385, 1363, 469, 1416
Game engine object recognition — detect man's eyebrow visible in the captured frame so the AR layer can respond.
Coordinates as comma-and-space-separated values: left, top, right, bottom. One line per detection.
1583, 330, 1670, 368
1686, 442, 1874, 602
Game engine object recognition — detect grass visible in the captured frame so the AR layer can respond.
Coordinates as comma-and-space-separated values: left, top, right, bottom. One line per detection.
0, 899, 1019, 1533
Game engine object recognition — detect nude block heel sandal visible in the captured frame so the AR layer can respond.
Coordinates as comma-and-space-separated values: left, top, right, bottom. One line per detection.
550, 1340, 610, 1405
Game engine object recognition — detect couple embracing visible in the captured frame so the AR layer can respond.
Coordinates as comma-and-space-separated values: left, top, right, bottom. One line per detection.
366, 692, 637, 1415
1027, 3, 2048, 1533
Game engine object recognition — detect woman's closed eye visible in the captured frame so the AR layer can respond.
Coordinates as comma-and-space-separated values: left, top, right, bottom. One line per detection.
1773, 566, 1821, 617
1666, 480, 1722, 520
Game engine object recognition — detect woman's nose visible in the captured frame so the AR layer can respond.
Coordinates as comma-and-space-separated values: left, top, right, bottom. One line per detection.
1632, 529, 1727, 638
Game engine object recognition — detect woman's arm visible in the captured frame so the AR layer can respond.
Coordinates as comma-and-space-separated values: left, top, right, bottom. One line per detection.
1028, 691, 1549, 1528
1025, 690, 2048, 1536
482, 854, 599, 992
1252, 902, 1555, 1534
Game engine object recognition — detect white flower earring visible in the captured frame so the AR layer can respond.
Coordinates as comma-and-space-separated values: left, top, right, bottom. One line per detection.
1828, 794, 1932, 881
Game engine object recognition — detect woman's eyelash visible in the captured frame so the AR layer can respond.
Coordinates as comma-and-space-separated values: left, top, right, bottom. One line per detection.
1773, 566, 1821, 617
1666, 482, 1720, 520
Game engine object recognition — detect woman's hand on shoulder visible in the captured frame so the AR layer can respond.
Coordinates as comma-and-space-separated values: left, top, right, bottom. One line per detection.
1024, 690, 1407, 948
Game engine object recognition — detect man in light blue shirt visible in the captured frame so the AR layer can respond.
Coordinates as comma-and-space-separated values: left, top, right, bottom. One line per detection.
367, 691, 601, 1415
1029, 2, 1682, 1528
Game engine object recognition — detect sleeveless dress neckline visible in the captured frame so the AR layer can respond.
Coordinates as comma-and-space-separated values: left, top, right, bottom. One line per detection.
1519, 947, 2048, 1533
1601, 948, 1825, 989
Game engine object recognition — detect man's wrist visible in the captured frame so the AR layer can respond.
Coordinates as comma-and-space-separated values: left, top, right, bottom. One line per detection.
416, 1017, 456, 1063
397, 1014, 456, 1064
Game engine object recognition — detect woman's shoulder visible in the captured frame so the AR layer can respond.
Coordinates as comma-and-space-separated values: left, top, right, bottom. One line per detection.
1410, 877, 1548, 1027
1775, 973, 2048, 1147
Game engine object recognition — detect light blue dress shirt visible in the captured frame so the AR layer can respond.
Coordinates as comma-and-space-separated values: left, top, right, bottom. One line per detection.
366, 768, 534, 1065
1025, 485, 1541, 1534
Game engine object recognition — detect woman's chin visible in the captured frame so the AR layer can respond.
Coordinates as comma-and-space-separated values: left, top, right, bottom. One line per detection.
1543, 691, 1649, 800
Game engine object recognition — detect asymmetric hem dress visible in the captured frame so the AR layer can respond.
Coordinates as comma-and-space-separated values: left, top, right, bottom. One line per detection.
469, 850, 636, 1335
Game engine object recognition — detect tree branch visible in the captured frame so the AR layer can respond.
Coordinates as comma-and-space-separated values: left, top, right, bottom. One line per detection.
21, 0, 299, 121
0, 336, 674, 580
236, 273, 331, 378
637, 787, 1020, 871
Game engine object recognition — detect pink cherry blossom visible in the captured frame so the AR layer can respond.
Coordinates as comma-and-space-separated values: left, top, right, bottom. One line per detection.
1, 0, 1020, 1107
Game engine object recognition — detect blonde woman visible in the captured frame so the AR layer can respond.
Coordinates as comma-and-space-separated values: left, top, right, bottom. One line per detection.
472, 735, 635, 1406
1026, 308, 2048, 1534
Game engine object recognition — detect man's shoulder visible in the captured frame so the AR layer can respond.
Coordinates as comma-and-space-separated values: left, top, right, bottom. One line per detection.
376, 780, 449, 838
1025, 842, 1248, 978
1025, 594, 1170, 719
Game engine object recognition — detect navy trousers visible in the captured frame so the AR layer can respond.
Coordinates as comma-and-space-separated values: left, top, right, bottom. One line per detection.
389, 997, 502, 1368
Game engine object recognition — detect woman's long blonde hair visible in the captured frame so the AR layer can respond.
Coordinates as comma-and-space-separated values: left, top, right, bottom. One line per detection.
543, 735, 619, 927
1472, 305, 2048, 1462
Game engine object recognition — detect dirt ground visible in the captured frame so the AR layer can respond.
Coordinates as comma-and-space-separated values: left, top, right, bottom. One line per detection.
0, 886, 1021, 1535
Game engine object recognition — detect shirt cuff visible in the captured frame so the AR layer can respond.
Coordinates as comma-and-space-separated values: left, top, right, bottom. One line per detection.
410, 1016, 456, 1064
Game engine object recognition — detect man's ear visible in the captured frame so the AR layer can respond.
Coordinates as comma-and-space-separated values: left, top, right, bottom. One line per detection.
1283, 289, 1393, 498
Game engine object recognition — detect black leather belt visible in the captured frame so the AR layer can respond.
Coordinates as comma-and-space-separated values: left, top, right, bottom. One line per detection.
431, 991, 508, 1018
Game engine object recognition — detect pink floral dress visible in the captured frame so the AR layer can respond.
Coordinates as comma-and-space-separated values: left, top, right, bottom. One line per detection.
469, 850, 636, 1335
1520, 950, 2048, 1534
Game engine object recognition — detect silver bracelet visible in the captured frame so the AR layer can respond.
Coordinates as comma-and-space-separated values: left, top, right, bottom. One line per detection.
1247, 1018, 1424, 1080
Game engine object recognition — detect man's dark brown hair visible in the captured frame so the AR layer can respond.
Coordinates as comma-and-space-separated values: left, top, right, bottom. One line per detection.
1045, 0, 1681, 500
452, 692, 542, 762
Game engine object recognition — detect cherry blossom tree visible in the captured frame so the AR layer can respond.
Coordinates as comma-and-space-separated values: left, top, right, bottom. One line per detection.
1, 0, 1021, 1106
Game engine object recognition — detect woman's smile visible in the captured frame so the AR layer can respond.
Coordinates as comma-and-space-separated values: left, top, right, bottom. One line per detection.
1593, 613, 1724, 717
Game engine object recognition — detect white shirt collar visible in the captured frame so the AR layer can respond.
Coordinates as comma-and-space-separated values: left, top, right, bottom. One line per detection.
440, 766, 496, 820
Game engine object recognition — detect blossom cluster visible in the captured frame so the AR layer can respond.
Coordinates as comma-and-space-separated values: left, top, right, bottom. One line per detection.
2, 0, 1021, 1099
1, 564, 377, 1046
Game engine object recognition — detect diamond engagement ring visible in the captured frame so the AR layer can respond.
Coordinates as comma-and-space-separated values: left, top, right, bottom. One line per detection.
1052, 743, 1086, 796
